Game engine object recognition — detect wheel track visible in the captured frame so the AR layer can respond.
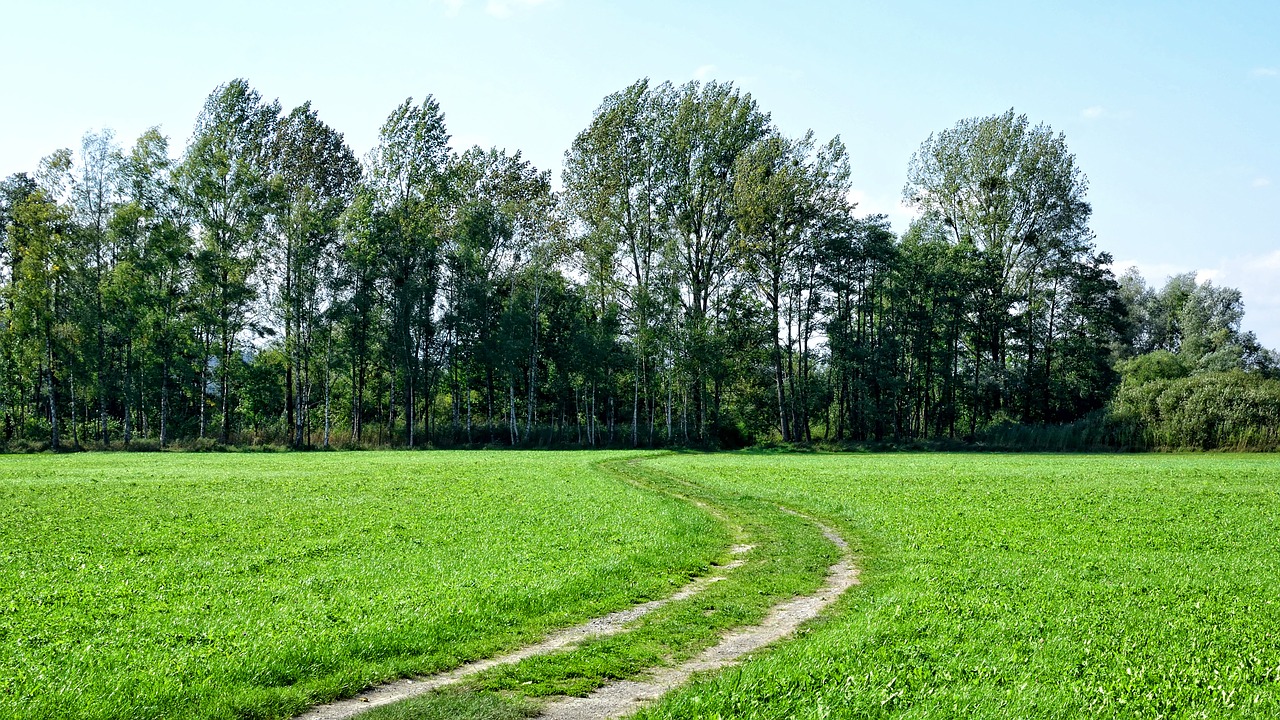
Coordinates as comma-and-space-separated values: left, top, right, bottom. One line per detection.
535, 508, 857, 719
296, 456, 858, 720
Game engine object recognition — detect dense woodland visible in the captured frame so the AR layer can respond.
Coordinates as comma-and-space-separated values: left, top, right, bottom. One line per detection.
1, 78, 1276, 452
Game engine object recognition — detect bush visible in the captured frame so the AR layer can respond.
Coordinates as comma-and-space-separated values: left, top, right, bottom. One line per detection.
1110, 371, 1280, 450
2, 437, 49, 454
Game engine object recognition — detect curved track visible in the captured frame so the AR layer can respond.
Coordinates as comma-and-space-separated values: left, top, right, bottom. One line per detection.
295, 457, 858, 720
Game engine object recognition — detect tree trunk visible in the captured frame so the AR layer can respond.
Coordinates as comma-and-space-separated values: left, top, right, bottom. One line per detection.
220, 326, 231, 445
97, 298, 106, 445
46, 330, 59, 451
160, 359, 169, 448
323, 332, 332, 449
123, 340, 133, 445
526, 281, 541, 440
665, 368, 672, 443
285, 243, 296, 448
508, 378, 518, 445
785, 289, 800, 441
407, 367, 415, 449
198, 332, 207, 439
632, 360, 640, 448
69, 370, 79, 449
771, 294, 789, 442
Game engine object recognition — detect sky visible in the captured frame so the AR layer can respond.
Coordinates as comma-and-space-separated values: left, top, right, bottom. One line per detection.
3, 0, 1277, 346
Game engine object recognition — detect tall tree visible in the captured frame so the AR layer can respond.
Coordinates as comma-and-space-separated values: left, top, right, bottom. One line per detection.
446, 146, 555, 444
904, 109, 1095, 425
6, 184, 76, 449
367, 96, 451, 447
563, 79, 665, 446
655, 80, 769, 440
273, 102, 361, 447
333, 188, 387, 444
108, 128, 191, 446
0, 174, 42, 442
67, 130, 125, 444
734, 130, 850, 441
177, 79, 280, 442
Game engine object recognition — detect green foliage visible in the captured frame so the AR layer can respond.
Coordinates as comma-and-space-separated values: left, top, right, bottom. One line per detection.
1116, 349, 1192, 385
1117, 269, 1276, 374
1107, 269, 1280, 450
177, 79, 279, 443
1111, 371, 1280, 450
242, 347, 286, 435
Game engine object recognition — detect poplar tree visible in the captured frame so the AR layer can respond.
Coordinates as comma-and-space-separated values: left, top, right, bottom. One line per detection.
177, 79, 279, 442
367, 96, 451, 447
273, 102, 360, 447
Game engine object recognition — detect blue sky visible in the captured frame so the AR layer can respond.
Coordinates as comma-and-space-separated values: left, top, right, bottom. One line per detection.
4, 0, 1277, 346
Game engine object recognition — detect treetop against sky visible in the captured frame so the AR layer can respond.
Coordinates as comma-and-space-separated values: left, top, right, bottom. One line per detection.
3, 0, 1277, 346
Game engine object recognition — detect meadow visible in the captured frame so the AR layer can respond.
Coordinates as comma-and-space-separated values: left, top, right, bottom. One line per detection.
637, 452, 1280, 719
0, 451, 725, 720
4, 451, 1279, 720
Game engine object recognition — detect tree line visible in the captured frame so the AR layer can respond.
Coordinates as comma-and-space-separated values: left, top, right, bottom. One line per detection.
1, 78, 1275, 451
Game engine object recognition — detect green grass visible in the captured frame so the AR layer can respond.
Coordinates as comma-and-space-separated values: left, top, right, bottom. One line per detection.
10, 451, 1280, 720
635, 452, 1280, 719
0, 451, 726, 720
362, 455, 836, 718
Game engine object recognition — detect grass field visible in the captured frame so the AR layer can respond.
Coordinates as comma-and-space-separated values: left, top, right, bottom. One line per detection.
5, 451, 1279, 720
0, 451, 726, 720
637, 452, 1280, 719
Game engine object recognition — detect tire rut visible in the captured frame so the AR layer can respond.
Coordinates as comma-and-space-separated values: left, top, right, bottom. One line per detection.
296, 460, 857, 720
535, 509, 857, 719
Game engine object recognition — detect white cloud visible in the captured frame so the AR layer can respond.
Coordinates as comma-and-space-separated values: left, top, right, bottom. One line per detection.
485, 0, 548, 18
1223, 251, 1280, 349
847, 188, 914, 230
450, 133, 493, 154
1252, 67, 1278, 77
432, 0, 549, 18
1110, 260, 1188, 283
1081, 106, 1106, 120
1253, 176, 1272, 188
693, 64, 717, 81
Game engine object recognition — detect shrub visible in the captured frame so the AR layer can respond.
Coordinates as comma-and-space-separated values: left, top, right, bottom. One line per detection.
1110, 371, 1280, 450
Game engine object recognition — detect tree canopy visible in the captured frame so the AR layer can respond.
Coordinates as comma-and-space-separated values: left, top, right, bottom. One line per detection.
0, 81, 1273, 452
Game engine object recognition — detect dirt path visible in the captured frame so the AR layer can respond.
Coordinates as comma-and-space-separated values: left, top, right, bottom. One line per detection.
536, 511, 857, 719
296, 462, 858, 720
295, 543, 754, 720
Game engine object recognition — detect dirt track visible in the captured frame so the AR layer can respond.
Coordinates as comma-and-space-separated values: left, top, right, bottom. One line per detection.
536, 511, 856, 719
296, 465, 857, 720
